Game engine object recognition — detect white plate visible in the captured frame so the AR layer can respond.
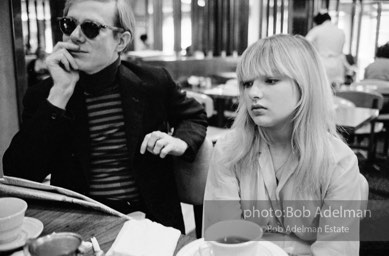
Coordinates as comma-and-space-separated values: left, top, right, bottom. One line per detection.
0, 217, 44, 252
177, 238, 288, 256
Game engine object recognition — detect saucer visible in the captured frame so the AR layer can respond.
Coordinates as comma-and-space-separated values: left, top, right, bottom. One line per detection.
0, 217, 44, 252
177, 238, 288, 256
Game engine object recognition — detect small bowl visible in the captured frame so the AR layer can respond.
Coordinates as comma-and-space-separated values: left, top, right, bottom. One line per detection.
24, 232, 82, 256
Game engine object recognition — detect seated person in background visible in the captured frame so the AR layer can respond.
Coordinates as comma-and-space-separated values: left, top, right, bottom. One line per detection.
204, 34, 365, 255
27, 47, 50, 87
139, 33, 151, 50
3, 0, 207, 234
364, 42, 389, 81
306, 11, 346, 86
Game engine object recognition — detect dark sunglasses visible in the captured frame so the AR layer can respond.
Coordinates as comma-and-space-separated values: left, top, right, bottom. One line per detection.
58, 17, 124, 39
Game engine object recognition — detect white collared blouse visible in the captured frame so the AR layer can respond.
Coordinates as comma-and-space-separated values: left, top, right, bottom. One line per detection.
204, 131, 366, 256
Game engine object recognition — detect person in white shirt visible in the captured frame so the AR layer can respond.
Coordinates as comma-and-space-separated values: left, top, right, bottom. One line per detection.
364, 42, 389, 81
203, 34, 366, 256
306, 12, 346, 86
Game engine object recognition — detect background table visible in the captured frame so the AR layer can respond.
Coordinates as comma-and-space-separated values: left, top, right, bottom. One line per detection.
335, 107, 378, 130
11, 199, 196, 255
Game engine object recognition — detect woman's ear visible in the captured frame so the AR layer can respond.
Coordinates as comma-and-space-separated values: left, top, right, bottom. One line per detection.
116, 31, 132, 52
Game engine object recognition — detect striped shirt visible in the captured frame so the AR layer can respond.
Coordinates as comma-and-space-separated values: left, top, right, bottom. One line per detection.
85, 90, 140, 202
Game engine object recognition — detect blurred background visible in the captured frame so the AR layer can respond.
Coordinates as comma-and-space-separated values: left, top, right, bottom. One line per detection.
1, 0, 389, 171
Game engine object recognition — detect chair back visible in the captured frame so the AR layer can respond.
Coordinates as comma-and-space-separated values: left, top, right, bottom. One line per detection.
173, 137, 213, 205
335, 90, 384, 110
185, 91, 214, 118
334, 96, 356, 108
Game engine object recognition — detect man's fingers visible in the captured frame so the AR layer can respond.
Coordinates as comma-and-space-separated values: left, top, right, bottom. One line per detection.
53, 42, 80, 52
140, 134, 151, 154
153, 138, 167, 155
59, 56, 71, 72
159, 144, 173, 158
140, 131, 165, 155
63, 50, 79, 70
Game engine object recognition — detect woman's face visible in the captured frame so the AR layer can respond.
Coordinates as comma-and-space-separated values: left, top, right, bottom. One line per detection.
243, 75, 300, 129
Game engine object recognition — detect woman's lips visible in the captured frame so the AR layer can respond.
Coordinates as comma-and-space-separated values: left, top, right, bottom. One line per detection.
251, 105, 267, 115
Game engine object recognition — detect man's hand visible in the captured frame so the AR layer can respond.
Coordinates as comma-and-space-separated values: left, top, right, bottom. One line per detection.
46, 42, 80, 109
140, 131, 188, 158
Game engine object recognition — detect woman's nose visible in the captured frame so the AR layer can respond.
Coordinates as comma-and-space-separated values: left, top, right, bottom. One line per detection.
248, 81, 264, 99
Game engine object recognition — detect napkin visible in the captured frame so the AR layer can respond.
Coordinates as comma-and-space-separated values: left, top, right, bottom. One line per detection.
106, 219, 181, 256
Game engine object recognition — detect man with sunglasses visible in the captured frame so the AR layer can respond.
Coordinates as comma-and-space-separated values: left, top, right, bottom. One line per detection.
3, 0, 207, 233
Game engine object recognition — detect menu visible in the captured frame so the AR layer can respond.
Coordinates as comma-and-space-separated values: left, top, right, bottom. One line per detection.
0, 175, 131, 220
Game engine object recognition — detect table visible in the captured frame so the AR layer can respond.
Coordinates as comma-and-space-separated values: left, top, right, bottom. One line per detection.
11, 199, 196, 255
190, 85, 379, 132
335, 107, 379, 161
348, 83, 389, 97
336, 107, 379, 130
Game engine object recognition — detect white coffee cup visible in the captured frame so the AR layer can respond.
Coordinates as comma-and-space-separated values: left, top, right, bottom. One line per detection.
204, 219, 263, 256
0, 197, 28, 244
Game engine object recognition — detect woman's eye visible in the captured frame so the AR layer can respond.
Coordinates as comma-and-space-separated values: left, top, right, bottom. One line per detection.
265, 78, 279, 85
242, 81, 254, 88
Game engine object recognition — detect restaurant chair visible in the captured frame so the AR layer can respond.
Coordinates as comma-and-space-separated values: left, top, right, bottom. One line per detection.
173, 137, 213, 238
335, 90, 384, 156
354, 79, 389, 88
185, 91, 229, 143
354, 79, 389, 157
334, 96, 355, 108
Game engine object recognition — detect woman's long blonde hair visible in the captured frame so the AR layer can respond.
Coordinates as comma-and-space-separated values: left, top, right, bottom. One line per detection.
222, 34, 339, 196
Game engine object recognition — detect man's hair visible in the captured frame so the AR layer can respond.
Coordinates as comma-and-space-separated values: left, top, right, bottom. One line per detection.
63, 0, 135, 51
223, 34, 339, 197
376, 43, 389, 58
313, 12, 331, 25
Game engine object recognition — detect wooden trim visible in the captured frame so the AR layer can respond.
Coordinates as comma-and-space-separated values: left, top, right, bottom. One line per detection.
11, 0, 28, 122
280, 0, 285, 33
26, 0, 31, 51
49, 0, 66, 46
214, 0, 223, 56
355, 0, 363, 60
238, 0, 249, 55
266, 0, 270, 36
221, 0, 229, 55
258, 0, 263, 38
207, 0, 215, 56
234, 0, 240, 50
349, 0, 356, 54
375, 1, 381, 53
202, 0, 208, 53
34, 0, 41, 47
152, 0, 163, 50
145, 0, 150, 36
273, 0, 277, 35
228, 0, 235, 55
0, 0, 19, 173
173, 0, 181, 53
42, 0, 47, 48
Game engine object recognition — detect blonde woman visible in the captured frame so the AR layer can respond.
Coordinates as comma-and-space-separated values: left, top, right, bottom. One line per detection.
203, 34, 367, 255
